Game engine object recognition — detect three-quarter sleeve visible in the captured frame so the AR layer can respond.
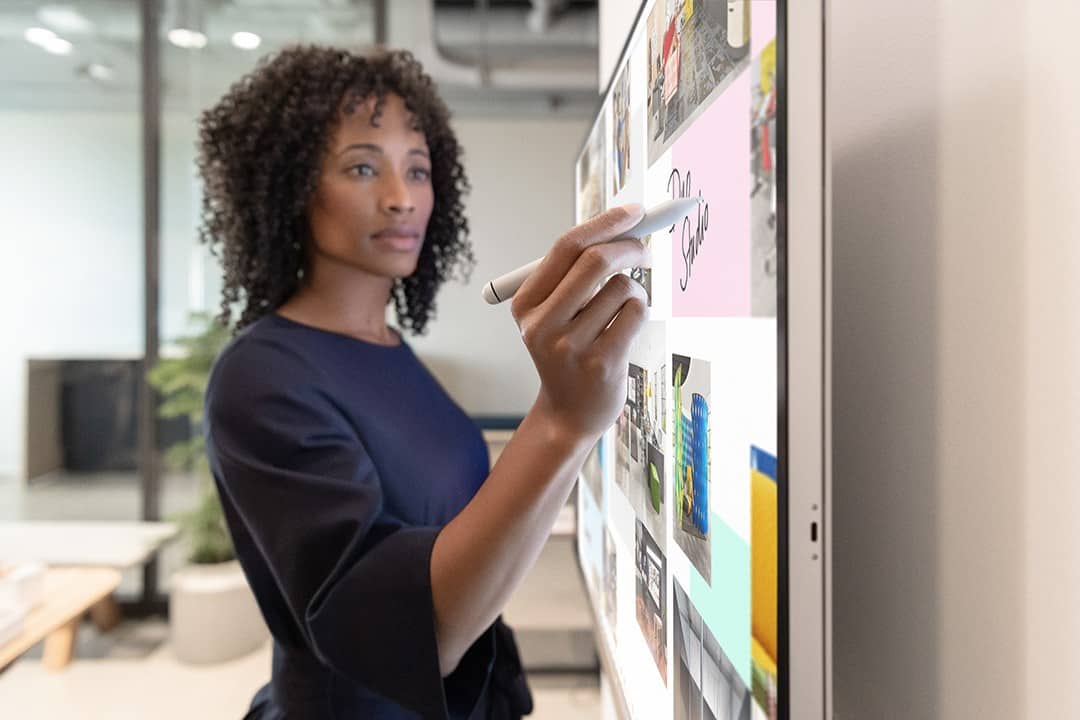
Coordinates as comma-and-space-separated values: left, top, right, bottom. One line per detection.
204, 337, 494, 719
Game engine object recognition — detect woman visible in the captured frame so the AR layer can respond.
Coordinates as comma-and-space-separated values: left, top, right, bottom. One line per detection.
199, 46, 649, 719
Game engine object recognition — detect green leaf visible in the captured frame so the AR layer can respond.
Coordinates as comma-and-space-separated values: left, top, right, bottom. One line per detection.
153, 312, 235, 564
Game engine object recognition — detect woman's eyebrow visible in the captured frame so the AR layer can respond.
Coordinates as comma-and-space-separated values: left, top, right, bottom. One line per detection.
338, 142, 381, 156
336, 144, 430, 160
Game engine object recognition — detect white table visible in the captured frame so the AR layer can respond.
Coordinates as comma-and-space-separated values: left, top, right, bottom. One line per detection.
0, 521, 179, 569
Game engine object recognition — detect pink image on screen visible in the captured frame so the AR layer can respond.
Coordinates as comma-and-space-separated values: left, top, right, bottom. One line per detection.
668, 70, 751, 317
753, 1, 777, 55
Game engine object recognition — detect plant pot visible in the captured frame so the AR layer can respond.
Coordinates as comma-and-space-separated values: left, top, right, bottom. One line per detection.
170, 560, 269, 665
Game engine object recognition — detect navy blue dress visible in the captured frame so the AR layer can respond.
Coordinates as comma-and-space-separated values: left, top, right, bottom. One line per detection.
204, 313, 532, 719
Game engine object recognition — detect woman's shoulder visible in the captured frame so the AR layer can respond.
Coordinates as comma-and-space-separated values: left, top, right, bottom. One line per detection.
207, 315, 331, 407
203, 318, 356, 457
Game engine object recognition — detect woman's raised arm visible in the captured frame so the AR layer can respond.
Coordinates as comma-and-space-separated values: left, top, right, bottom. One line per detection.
430, 204, 650, 673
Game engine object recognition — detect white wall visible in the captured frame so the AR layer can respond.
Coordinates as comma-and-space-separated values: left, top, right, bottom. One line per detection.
830, 0, 1021, 713
408, 117, 588, 416
832, 0, 1080, 716
0, 110, 221, 479
598, 0, 641, 92
1, 110, 587, 477
1024, 1, 1080, 715
1, 112, 143, 478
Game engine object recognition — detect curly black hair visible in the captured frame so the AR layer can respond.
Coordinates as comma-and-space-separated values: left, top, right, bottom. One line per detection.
197, 45, 475, 334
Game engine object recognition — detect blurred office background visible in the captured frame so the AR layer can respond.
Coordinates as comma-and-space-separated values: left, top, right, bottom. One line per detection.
0, 1, 606, 717
2, 0, 1078, 719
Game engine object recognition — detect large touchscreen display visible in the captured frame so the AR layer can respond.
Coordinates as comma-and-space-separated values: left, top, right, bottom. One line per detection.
575, 2, 781, 718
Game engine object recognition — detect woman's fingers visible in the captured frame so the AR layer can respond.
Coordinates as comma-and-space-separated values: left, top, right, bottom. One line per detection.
511, 204, 644, 317
511, 204, 654, 440
588, 288, 649, 368
537, 237, 651, 330
565, 272, 648, 347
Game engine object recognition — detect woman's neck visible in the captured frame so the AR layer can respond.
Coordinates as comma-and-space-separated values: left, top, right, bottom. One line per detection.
277, 265, 398, 345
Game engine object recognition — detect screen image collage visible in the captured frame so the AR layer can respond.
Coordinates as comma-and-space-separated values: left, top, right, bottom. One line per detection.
575, 2, 780, 719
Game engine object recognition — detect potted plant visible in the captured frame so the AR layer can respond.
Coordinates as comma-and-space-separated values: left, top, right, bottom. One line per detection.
148, 312, 268, 665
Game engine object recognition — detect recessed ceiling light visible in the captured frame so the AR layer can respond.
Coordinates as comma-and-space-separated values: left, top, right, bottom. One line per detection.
37, 5, 94, 35
42, 36, 74, 55
168, 28, 208, 49
168, 0, 207, 50
231, 31, 261, 50
81, 62, 115, 82
24, 27, 57, 45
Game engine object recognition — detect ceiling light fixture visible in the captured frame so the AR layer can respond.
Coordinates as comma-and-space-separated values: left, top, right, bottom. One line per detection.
25, 27, 74, 55
230, 31, 261, 50
24, 27, 57, 45
168, 0, 207, 50
168, 28, 207, 49
36, 5, 94, 35
81, 61, 116, 82
42, 36, 74, 55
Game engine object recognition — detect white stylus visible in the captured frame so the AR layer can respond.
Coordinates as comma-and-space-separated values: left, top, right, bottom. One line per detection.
481, 196, 703, 305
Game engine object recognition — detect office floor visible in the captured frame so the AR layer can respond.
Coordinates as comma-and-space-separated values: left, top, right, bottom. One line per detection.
0, 620, 601, 718
0, 471, 602, 718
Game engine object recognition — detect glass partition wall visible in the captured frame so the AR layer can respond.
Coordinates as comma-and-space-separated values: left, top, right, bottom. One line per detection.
1, 0, 376, 605
157, 0, 376, 599
0, 1, 148, 600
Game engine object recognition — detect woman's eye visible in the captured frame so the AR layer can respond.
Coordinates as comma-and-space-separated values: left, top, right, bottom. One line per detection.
348, 163, 375, 177
409, 167, 431, 182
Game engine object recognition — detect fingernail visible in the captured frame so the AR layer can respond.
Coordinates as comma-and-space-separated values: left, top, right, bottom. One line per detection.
622, 202, 645, 224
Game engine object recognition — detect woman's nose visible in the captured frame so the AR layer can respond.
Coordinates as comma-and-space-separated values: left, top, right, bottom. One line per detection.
380, 172, 415, 215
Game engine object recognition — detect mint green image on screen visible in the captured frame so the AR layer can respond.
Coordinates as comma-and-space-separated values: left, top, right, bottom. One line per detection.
691, 517, 752, 688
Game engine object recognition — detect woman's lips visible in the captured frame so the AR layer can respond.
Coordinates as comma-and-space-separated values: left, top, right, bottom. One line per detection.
372, 230, 421, 252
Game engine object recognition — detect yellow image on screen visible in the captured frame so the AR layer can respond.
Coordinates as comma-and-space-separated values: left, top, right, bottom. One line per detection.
751, 445, 778, 717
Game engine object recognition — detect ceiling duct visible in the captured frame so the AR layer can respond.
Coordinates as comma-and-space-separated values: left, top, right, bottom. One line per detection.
388, 0, 482, 87
0, 0, 599, 115
526, 0, 570, 34
391, 0, 597, 93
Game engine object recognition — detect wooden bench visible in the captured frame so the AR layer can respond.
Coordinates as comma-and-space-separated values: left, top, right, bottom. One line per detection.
0, 567, 121, 671
0, 521, 179, 670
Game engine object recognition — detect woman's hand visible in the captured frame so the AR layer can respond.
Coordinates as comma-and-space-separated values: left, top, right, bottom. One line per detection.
511, 204, 651, 440
432, 204, 650, 671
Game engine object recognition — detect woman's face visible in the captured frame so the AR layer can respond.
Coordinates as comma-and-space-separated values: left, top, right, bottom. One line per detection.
307, 92, 434, 282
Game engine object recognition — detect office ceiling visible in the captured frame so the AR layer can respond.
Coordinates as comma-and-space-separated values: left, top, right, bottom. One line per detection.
0, 0, 600, 117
